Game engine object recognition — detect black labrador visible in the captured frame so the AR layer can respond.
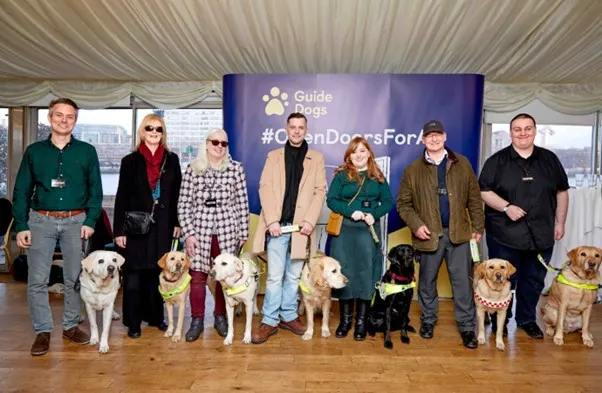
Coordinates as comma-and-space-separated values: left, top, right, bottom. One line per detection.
367, 244, 416, 349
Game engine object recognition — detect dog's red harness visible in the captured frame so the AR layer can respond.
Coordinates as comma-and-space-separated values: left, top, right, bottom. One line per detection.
473, 290, 512, 309
390, 272, 414, 283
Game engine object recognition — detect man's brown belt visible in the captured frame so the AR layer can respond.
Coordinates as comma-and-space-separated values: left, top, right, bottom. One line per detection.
35, 209, 85, 218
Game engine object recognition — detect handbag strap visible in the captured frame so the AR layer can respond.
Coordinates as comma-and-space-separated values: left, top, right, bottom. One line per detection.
347, 177, 365, 206
150, 154, 168, 216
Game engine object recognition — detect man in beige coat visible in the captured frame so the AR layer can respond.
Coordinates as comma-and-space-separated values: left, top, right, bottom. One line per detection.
251, 112, 327, 344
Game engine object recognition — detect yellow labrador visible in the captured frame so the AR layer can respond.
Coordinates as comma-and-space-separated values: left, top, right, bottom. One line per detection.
473, 258, 516, 351
299, 256, 348, 341
542, 246, 602, 347
158, 251, 192, 343
211, 252, 259, 345
80, 250, 125, 353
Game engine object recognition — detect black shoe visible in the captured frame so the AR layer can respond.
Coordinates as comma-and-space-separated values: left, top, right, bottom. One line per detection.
186, 317, 204, 342
127, 328, 141, 339
335, 299, 354, 338
353, 299, 368, 341
419, 323, 434, 339
461, 331, 478, 349
214, 314, 228, 338
518, 322, 544, 339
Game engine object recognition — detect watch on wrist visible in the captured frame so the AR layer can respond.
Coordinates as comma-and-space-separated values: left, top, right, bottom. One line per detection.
503, 204, 510, 212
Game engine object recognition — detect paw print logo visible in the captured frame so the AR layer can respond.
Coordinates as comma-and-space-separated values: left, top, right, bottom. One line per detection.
263, 87, 289, 116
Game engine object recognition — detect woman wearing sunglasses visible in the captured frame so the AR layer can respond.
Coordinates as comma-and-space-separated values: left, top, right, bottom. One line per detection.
113, 114, 182, 339
177, 129, 250, 342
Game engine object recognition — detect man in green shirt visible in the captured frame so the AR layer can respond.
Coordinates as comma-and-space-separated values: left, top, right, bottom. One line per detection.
13, 98, 103, 356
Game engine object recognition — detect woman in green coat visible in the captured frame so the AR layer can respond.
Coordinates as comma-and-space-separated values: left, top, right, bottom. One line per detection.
326, 137, 393, 341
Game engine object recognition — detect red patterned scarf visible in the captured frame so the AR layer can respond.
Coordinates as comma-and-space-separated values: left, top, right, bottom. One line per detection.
138, 142, 165, 189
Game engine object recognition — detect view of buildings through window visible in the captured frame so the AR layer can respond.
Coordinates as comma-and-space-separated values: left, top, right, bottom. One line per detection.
0, 108, 8, 197
37, 108, 222, 225
491, 123, 597, 188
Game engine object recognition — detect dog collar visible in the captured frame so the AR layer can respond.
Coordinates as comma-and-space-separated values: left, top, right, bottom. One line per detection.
374, 281, 416, 301
299, 279, 312, 295
556, 273, 600, 291
159, 274, 192, 300
473, 289, 512, 309
223, 258, 259, 296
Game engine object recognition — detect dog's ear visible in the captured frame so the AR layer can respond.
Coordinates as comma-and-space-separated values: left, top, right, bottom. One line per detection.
157, 253, 168, 270
184, 254, 192, 270
311, 258, 328, 288
114, 253, 125, 269
81, 251, 97, 273
475, 262, 487, 281
505, 260, 516, 277
567, 247, 580, 264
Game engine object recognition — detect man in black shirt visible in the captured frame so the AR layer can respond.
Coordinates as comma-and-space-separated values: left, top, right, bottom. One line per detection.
479, 113, 569, 339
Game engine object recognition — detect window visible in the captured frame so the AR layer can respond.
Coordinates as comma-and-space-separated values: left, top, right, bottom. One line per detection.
38, 109, 133, 225
0, 108, 8, 198
491, 123, 595, 188
136, 109, 223, 171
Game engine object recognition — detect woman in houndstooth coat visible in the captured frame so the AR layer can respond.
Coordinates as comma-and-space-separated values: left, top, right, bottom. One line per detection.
178, 129, 250, 342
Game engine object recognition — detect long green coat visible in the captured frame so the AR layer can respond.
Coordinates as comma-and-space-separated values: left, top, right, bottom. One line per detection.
326, 170, 393, 300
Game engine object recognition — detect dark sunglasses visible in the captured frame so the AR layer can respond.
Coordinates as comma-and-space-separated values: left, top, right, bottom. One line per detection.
144, 125, 164, 133
209, 140, 228, 147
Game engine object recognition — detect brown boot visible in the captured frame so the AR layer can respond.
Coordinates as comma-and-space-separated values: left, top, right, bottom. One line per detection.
31, 332, 50, 356
279, 317, 306, 335
251, 323, 278, 344
62, 326, 90, 345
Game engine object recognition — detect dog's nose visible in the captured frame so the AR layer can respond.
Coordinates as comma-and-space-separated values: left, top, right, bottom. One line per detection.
495, 272, 502, 280
175, 263, 182, 271
107, 265, 115, 273
588, 262, 596, 269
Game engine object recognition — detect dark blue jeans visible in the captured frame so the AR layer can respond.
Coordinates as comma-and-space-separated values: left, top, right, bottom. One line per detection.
486, 236, 553, 326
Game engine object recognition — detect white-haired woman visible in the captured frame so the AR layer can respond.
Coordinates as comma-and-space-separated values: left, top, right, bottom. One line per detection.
113, 114, 182, 339
178, 129, 250, 341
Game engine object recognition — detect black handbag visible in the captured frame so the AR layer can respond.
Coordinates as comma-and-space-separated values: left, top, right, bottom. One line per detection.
123, 156, 166, 236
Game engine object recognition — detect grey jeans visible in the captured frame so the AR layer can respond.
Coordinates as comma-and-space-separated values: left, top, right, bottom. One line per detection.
27, 210, 85, 333
418, 229, 475, 332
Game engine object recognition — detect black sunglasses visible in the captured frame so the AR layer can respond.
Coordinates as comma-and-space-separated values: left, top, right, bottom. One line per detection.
209, 140, 228, 147
144, 125, 164, 133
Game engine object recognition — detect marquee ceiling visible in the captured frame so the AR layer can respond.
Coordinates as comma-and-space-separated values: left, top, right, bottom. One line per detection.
0, 0, 601, 111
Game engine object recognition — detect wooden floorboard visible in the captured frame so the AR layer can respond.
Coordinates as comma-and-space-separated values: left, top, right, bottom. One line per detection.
0, 275, 601, 392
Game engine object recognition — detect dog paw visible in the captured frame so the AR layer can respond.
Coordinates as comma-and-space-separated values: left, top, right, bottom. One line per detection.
321, 328, 331, 338
90, 335, 99, 345
243, 334, 251, 344
478, 336, 486, 345
99, 342, 110, 353
583, 333, 594, 348
407, 325, 416, 333
302, 332, 313, 341
553, 336, 564, 346
171, 334, 181, 343
164, 329, 173, 338
496, 340, 505, 351
111, 311, 120, 321
223, 335, 234, 346
401, 336, 410, 344
545, 327, 555, 336
384, 340, 393, 350
252, 307, 260, 316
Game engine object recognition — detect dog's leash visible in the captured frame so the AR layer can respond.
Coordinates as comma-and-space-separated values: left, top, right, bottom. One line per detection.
74, 238, 91, 292
524, 220, 563, 274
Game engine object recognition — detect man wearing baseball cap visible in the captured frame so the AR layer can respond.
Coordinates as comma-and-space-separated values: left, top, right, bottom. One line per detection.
396, 119, 484, 348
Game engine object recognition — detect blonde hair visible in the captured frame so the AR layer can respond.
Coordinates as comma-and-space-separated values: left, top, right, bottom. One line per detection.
136, 114, 169, 150
190, 128, 231, 174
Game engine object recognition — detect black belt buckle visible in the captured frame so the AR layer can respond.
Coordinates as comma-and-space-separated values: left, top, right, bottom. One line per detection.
204, 198, 217, 207
437, 188, 447, 195
361, 200, 372, 208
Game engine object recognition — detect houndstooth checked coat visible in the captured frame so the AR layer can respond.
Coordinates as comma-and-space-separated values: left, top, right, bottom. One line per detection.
178, 160, 250, 272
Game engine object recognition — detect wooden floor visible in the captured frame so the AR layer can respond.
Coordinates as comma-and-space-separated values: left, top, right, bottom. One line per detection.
1, 275, 601, 392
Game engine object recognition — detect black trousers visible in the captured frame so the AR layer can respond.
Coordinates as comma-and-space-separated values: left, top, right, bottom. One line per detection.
122, 268, 164, 331
486, 236, 553, 325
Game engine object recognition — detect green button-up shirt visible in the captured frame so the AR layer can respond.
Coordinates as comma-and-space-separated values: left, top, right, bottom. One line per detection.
12, 136, 103, 232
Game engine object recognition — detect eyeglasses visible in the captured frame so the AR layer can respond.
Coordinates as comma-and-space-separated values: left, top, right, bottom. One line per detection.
209, 140, 228, 147
144, 125, 164, 133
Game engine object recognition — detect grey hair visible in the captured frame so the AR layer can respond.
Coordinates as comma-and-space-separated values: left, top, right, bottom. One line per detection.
189, 128, 231, 174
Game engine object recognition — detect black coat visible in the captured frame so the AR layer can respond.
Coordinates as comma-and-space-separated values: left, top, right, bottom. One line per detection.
113, 149, 182, 270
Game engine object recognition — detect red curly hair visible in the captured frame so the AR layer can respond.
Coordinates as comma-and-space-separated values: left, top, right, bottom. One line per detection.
334, 137, 385, 183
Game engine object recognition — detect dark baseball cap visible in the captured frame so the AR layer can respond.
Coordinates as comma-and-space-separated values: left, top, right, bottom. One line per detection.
422, 120, 446, 135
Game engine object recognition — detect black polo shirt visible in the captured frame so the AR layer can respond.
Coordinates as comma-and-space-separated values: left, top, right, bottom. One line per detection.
479, 145, 569, 251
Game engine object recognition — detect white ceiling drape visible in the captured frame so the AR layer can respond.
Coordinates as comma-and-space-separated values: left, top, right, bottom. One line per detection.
0, 0, 601, 112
